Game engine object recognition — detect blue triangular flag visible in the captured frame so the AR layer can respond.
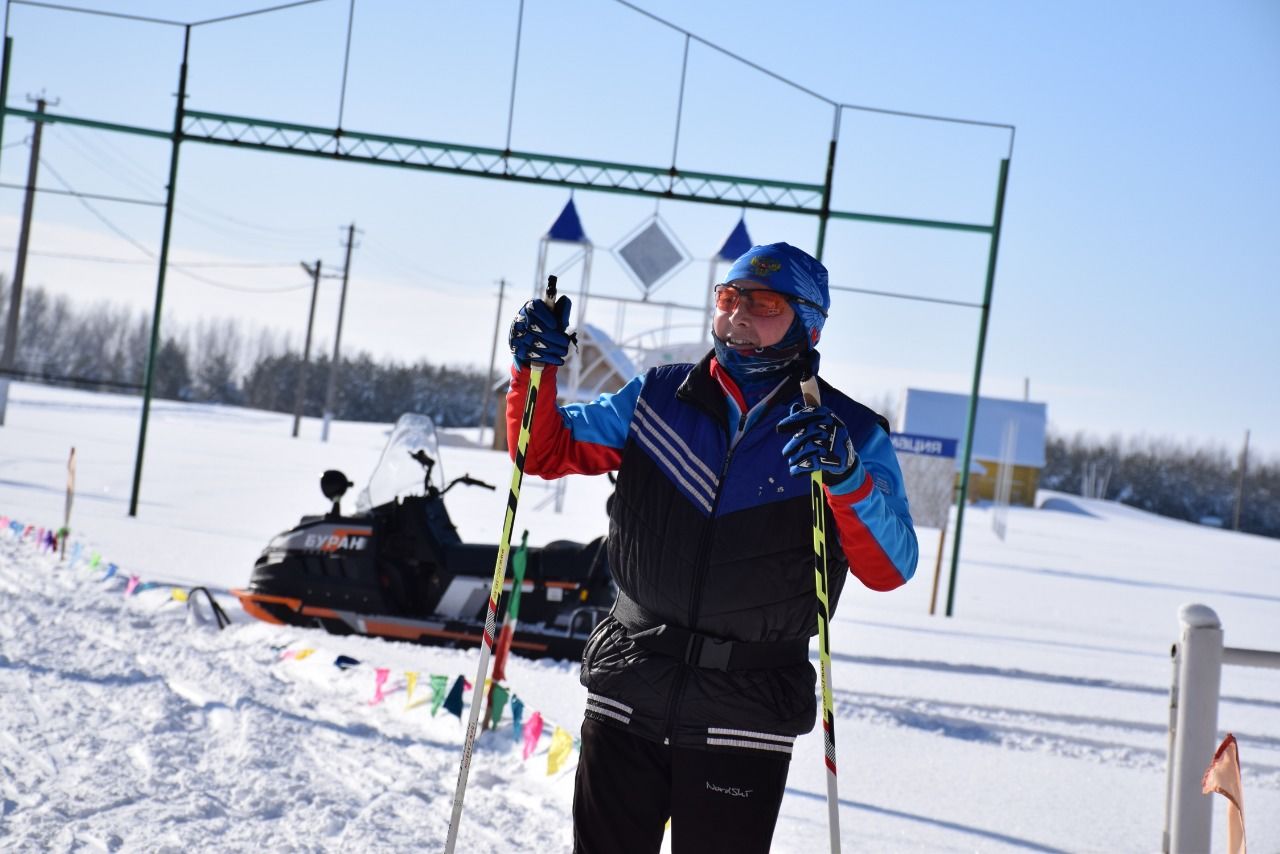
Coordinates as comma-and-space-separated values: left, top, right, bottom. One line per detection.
546, 197, 588, 243
511, 697, 525, 742
443, 675, 466, 719
333, 655, 360, 670
716, 215, 752, 261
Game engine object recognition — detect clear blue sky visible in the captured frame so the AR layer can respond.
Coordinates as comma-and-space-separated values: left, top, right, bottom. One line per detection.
1, 0, 1276, 457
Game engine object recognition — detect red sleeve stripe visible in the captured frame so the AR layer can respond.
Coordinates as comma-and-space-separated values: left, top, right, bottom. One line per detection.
823, 482, 909, 592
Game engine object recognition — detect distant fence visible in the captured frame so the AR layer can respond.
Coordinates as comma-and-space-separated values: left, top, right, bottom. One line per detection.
0, 366, 144, 394
1162, 603, 1280, 852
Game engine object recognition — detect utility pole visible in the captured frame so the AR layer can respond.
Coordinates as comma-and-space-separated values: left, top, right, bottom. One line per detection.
478, 277, 507, 445
0, 94, 54, 426
293, 259, 322, 438
1232, 429, 1250, 531
322, 223, 358, 442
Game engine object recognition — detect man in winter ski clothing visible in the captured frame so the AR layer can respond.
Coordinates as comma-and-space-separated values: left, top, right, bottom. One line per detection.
506, 242, 917, 854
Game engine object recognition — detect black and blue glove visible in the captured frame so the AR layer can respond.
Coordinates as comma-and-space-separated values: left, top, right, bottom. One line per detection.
777, 402, 858, 484
509, 296, 574, 367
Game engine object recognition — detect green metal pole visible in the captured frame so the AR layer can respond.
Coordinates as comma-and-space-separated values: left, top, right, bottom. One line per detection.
128, 27, 189, 517
814, 106, 840, 261
945, 157, 1010, 617
0, 37, 12, 171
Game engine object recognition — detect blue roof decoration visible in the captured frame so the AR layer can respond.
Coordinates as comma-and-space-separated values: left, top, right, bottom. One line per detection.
546, 197, 588, 243
716, 216, 752, 261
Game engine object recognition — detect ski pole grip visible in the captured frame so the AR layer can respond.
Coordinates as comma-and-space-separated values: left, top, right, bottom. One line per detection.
544, 274, 558, 309
800, 373, 821, 408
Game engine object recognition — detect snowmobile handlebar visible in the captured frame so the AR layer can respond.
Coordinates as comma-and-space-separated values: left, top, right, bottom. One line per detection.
441, 474, 497, 495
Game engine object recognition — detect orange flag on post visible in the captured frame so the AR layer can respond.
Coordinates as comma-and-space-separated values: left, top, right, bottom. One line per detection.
1201, 732, 1246, 854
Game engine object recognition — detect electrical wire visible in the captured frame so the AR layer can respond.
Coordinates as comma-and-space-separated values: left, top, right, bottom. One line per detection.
55, 124, 335, 245
34, 157, 312, 294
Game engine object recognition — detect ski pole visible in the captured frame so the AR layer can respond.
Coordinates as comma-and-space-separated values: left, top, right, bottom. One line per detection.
444, 275, 559, 854
800, 370, 841, 854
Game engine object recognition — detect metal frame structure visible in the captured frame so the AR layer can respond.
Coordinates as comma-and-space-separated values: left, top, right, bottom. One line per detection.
0, 0, 1012, 618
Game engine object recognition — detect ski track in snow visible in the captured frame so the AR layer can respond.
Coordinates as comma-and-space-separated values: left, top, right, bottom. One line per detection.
3, 385, 1280, 851
0, 537, 574, 852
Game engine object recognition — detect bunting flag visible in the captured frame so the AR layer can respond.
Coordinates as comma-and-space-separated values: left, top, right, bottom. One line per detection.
70, 542, 83, 564
100, 563, 117, 582
293, 649, 315, 661
430, 674, 450, 717
124, 575, 140, 597
1202, 733, 1246, 854
334, 655, 360, 670
522, 711, 544, 760
491, 531, 530, 684
547, 726, 574, 775
486, 684, 509, 731
404, 671, 419, 708
89, 553, 102, 570
443, 675, 466, 719
511, 697, 524, 742
171, 588, 189, 603
369, 667, 391, 705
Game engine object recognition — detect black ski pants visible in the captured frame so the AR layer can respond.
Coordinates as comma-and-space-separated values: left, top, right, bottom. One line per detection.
573, 718, 791, 854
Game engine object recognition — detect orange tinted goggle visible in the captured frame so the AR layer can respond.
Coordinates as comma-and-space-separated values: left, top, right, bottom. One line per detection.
713, 284, 827, 318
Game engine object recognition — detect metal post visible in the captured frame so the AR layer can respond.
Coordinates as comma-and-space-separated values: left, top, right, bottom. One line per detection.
129, 27, 189, 517
945, 157, 1010, 617
0, 93, 45, 425
814, 106, 840, 262
0, 35, 12, 423
293, 259, 321, 438
478, 277, 507, 445
1167, 603, 1222, 853
322, 223, 356, 442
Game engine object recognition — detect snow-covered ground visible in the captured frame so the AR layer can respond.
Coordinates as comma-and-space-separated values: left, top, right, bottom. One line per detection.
1, 380, 1277, 852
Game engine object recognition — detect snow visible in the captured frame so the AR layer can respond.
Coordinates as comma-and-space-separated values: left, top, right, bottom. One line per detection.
1, 380, 1277, 852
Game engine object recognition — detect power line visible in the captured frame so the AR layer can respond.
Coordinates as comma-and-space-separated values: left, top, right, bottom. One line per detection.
33, 157, 311, 294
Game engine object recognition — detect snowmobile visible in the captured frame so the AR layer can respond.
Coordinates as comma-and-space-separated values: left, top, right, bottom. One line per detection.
232, 414, 614, 660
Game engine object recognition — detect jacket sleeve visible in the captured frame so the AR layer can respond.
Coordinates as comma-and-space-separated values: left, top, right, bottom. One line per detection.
505, 362, 642, 478
823, 426, 919, 591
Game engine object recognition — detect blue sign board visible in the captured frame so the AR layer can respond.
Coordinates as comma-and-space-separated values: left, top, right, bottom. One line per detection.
891, 433, 958, 459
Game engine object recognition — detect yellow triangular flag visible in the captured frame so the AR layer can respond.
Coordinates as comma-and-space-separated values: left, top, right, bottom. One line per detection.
405, 671, 424, 709
171, 588, 189, 602
293, 648, 316, 661
547, 726, 574, 776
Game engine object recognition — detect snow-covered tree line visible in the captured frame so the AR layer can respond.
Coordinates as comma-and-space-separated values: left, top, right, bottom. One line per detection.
1042, 432, 1279, 539
0, 279, 491, 426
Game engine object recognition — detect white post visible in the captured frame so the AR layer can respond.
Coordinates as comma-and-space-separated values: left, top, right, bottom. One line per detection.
1167, 603, 1223, 854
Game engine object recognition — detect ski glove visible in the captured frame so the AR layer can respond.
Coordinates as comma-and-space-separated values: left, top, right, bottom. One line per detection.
777, 402, 858, 484
510, 296, 574, 367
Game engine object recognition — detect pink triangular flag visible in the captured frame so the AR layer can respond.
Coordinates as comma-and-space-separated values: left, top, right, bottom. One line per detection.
124, 575, 140, 597
369, 667, 391, 705
521, 711, 544, 761
1202, 733, 1246, 854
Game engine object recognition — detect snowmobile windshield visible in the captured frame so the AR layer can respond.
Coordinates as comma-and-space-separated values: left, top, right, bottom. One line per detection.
355, 413, 445, 512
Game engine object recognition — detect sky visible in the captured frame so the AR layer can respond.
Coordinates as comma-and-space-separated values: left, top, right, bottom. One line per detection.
0, 0, 1276, 457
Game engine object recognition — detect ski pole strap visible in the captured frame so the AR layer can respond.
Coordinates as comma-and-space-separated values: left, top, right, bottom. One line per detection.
612, 591, 809, 671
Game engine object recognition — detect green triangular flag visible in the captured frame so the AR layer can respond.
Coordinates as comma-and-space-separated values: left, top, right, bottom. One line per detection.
429, 674, 450, 717
487, 683, 510, 730
508, 531, 529, 619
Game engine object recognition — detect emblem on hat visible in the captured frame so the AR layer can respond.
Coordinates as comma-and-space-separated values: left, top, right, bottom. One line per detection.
750, 256, 781, 276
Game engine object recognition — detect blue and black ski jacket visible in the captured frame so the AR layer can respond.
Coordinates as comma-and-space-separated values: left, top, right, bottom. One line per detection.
506, 352, 917, 755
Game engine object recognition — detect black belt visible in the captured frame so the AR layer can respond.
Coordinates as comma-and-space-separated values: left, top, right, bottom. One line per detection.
611, 591, 810, 671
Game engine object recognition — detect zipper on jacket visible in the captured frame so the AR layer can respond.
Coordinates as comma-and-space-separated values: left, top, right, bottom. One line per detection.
662, 412, 747, 744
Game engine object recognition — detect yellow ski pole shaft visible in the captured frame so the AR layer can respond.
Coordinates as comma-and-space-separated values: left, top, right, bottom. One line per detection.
444, 275, 558, 854
800, 371, 841, 854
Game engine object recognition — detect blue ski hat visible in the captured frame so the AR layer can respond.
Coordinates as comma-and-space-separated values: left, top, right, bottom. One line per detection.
723, 242, 829, 346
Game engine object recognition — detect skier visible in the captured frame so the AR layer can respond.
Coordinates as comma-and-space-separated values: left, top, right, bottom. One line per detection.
506, 242, 918, 854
